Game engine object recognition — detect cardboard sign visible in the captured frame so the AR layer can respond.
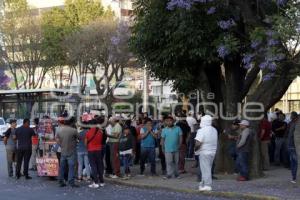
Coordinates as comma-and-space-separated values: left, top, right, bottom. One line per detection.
36, 157, 59, 177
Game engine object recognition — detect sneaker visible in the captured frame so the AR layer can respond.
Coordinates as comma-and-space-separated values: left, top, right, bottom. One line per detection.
88, 183, 99, 188
175, 175, 181, 179
237, 176, 247, 181
99, 183, 105, 187
127, 174, 132, 178
291, 180, 297, 184
199, 186, 212, 191
163, 175, 172, 180
110, 175, 119, 179
108, 174, 114, 178
59, 182, 67, 187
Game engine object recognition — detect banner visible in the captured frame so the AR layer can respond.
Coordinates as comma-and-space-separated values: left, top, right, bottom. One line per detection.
36, 157, 59, 177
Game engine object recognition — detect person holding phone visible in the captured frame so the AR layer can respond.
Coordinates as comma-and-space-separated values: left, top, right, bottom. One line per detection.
140, 118, 157, 176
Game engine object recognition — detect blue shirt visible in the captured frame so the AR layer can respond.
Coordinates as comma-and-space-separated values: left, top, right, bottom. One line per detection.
140, 127, 156, 148
77, 129, 88, 153
161, 126, 182, 153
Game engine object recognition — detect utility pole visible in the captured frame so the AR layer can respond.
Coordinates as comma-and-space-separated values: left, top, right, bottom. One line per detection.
143, 64, 149, 113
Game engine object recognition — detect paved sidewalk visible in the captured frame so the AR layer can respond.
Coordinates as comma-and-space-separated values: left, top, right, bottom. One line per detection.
106, 160, 300, 200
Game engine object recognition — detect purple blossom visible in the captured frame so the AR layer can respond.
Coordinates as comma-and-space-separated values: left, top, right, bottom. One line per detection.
242, 54, 254, 65
268, 62, 277, 71
259, 61, 269, 69
193, 0, 207, 2
267, 39, 279, 46
0, 69, 10, 89
217, 19, 236, 30
167, 0, 193, 10
262, 73, 275, 81
244, 63, 253, 70
251, 40, 261, 49
217, 45, 230, 58
167, 0, 214, 10
207, 7, 216, 15
276, 0, 287, 6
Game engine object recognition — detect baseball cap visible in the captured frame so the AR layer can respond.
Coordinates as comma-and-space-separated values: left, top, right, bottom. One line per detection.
239, 120, 250, 126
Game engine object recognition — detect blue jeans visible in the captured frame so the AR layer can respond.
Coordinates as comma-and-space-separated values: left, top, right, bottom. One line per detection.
120, 154, 132, 175
59, 154, 76, 184
228, 143, 238, 173
187, 132, 196, 158
275, 137, 285, 164
236, 152, 249, 179
289, 149, 298, 181
77, 152, 90, 178
140, 147, 156, 174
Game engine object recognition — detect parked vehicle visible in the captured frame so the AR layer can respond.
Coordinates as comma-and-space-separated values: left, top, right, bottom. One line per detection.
0, 117, 8, 137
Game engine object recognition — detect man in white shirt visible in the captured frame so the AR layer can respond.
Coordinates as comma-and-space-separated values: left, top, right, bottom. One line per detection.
186, 112, 198, 158
195, 115, 218, 192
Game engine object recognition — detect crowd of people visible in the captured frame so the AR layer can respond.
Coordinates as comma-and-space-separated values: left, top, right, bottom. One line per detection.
1, 108, 298, 192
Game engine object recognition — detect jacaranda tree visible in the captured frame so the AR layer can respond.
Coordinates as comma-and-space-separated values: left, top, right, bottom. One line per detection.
130, 0, 300, 176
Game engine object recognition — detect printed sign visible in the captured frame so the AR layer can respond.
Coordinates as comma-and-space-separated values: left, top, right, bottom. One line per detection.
36, 157, 59, 177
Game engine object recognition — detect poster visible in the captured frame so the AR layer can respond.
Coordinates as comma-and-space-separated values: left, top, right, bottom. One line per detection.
36, 157, 59, 177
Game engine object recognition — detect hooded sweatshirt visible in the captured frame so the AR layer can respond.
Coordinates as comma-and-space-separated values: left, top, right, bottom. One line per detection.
195, 115, 218, 155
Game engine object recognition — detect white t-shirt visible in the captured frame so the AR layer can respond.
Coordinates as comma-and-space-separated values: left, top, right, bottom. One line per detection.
106, 124, 112, 143
195, 126, 218, 155
186, 116, 197, 133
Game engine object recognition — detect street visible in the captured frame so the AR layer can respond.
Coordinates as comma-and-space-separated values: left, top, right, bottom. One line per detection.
0, 142, 235, 200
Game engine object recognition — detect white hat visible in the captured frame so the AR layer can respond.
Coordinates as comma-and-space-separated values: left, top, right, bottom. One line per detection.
239, 120, 250, 126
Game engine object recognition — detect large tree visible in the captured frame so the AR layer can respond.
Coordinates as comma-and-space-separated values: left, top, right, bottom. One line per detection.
64, 16, 132, 111
41, 0, 109, 89
0, 0, 49, 89
130, 0, 300, 176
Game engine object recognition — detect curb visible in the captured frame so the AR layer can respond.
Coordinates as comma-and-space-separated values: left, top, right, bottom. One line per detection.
105, 178, 279, 200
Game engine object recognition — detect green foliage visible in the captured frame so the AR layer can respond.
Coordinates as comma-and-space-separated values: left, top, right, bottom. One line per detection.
131, 0, 300, 93
130, 0, 222, 93
64, 0, 104, 27
42, 8, 72, 67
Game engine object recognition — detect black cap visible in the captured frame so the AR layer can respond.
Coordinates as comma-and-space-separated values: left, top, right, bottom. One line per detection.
232, 119, 240, 125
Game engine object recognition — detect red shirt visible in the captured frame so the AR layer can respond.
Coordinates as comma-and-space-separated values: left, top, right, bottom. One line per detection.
260, 119, 272, 141
85, 127, 103, 151
32, 127, 39, 145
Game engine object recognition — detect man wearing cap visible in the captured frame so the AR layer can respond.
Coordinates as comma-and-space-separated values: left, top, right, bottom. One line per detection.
194, 115, 218, 191
236, 120, 252, 181
224, 119, 240, 174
